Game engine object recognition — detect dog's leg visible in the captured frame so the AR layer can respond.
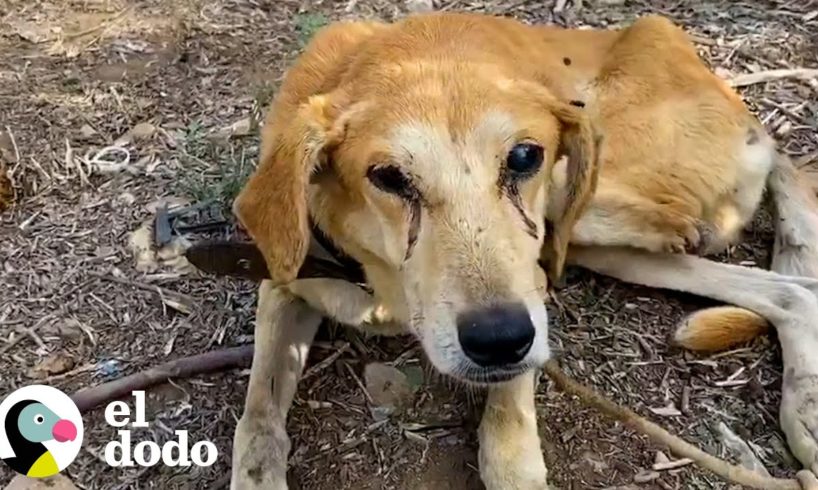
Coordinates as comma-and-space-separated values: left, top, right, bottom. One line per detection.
768, 157, 818, 476
570, 240, 818, 475
231, 281, 321, 490
479, 370, 549, 490
563, 188, 702, 254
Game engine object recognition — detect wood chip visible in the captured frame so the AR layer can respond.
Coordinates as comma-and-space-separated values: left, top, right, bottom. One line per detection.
728, 68, 818, 87
652, 458, 694, 471
649, 404, 682, 417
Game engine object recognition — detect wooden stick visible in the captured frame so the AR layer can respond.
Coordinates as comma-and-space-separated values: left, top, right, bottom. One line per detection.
728, 68, 818, 88
71, 346, 253, 413
543, 359, 804, 490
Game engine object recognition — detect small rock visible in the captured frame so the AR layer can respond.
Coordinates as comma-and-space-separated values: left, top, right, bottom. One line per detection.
5, 474, 80, 490
78, 124, 97, 140
54, 319, 89, 342
633, 470, 660, 483
364, 362, 413, 418
406, 0, 434, 13
27, 352, 75, 379
116, 192, 137, 206
582, 451, 609, 473
129, 122, 157, 140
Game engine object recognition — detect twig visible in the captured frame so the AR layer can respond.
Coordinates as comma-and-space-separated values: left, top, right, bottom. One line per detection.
37, 8, 132, 44
543, 359, 804, 490
71, 345, 253, 413
88, 272, 194, 314
728, 68, 818, 88
760, 98, 812, 126
653, 458, 694, 471
302, 342, 350, 381
5, 125, 20, 163
344, 362, 374, 405
690, 34, 717, 46
0, 314, 55, 355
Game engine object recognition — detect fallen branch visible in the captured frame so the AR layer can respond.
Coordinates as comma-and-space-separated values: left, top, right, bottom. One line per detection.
71, 345, 253, 413
728, 68, 818, 88
543, 359, 811, 490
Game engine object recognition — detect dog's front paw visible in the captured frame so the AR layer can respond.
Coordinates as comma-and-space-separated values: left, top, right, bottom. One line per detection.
478, 431, 549, 490
781, 371, 818, 475
231, 411, 291, 490
661, 216, 701, 254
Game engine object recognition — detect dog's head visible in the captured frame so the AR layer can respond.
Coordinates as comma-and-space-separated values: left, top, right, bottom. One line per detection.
235, 27, 599, 384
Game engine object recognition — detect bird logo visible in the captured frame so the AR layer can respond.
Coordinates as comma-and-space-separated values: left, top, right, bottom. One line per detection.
0, 385, 83, 478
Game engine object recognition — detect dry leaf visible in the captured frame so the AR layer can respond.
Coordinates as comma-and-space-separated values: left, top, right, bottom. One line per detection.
115, 122, 157, 146
78, 124, 97, 140
27, 352, 76, 379
211, 117, 252, 140
648, 404, 682, 417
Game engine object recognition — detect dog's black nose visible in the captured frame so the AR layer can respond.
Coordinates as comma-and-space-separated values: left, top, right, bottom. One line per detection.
456, 303, 535, 367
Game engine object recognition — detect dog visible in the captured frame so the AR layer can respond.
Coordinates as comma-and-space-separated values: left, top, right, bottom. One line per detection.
221, 12, 818, 489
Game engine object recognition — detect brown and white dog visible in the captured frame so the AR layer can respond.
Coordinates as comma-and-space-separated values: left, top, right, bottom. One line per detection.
222, 12, 818, 489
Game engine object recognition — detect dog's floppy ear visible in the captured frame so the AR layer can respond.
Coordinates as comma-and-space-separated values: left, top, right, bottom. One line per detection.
233, 93, 348, 285
549, 102, 601, 280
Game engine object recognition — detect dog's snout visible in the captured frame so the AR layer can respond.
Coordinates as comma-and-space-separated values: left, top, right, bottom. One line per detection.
456, 303, 535, 367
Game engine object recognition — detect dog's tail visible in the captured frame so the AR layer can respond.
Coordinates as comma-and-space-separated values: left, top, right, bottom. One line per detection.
669, 154, 818, 352
673, 306, 769, 352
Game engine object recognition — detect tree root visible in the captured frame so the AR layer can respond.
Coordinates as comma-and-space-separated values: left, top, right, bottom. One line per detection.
543, 359, 811, 490
70, 345, 253, 413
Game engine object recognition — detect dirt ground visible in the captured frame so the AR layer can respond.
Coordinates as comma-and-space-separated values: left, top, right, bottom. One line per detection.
1, 0, 817, 489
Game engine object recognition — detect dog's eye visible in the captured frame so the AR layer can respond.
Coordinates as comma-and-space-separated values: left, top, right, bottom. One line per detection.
506, 143, 544, 177
367, 165, 417, 200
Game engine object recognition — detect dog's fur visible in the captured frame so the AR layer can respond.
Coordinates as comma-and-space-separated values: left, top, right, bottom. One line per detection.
229, 13, 787, 489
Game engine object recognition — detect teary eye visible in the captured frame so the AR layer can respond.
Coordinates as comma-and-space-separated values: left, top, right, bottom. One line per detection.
34, 414, 44, 425
366, 165, 418, 201
506, 143, 544, 177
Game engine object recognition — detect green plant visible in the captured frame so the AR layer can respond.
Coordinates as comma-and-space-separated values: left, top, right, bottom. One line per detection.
175, 121, 258, 212
294, 13, 328, 47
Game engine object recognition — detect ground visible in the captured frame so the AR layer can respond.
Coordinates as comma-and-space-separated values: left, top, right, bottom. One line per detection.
1, 0, 817, 489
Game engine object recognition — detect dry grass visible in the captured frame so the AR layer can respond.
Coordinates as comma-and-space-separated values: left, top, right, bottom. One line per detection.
0, 0, 816, 489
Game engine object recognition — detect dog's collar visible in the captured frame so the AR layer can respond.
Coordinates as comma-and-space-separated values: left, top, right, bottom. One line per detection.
305, 220, 367, 285
185, 220, 367, 286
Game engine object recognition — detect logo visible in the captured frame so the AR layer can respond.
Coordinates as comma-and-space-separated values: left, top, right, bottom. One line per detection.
0, 385, 83, 478
103, 391, 217, 468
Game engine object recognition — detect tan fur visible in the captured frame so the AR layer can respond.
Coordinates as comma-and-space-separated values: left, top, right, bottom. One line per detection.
540, 16, 776, 351
674, 306, 769, 352
229, 13, 789, 490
